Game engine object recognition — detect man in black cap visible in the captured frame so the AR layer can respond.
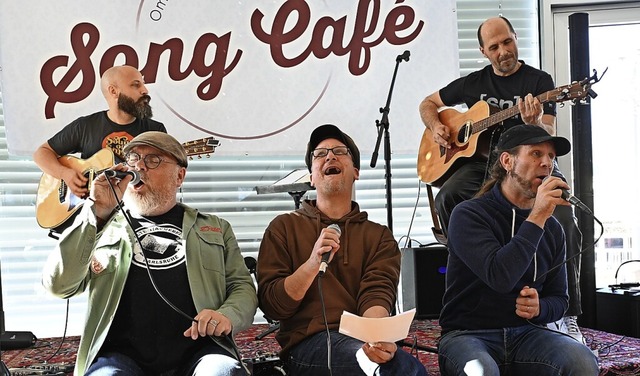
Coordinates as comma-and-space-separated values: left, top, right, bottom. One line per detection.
437, 124, 598, 375
258, 124, 427, 375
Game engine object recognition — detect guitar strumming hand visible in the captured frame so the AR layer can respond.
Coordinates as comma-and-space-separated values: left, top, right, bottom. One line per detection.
59, 158, 91, 198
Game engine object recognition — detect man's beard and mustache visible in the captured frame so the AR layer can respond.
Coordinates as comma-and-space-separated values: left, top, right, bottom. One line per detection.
124, 172, 178, 216
508, 163, 536, 199
496, 51, 518, 74
118, 93, 153, 119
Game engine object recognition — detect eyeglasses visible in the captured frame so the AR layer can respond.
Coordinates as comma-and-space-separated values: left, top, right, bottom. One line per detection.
311, 146, 350, 159
124, 152, 175, 169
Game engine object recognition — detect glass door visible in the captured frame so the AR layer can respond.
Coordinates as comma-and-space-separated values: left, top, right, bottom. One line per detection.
551, 5, 640, 288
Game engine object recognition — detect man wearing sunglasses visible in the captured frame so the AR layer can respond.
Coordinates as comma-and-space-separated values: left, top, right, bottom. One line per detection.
42, 132, 257, 376
257, 124, 427, 375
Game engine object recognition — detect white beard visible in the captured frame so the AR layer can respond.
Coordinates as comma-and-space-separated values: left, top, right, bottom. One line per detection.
123, 172, 179, 216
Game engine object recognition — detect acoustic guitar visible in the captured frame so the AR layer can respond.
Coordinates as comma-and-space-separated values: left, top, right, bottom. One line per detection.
35, 137, 219, 230
417, 76, 597, 187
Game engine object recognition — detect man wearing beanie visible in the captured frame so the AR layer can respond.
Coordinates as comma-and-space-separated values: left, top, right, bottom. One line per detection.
42, 131, 257, 376
437, 125, 598, 375
257, 124, 427, 375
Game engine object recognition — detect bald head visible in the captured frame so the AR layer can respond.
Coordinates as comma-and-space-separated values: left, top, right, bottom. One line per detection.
477, 16, 516, 47
100, 65, 144, 98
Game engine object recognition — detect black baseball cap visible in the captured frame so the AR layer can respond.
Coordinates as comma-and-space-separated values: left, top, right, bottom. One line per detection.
496, 124, 571, 157
305, 124, 360, 172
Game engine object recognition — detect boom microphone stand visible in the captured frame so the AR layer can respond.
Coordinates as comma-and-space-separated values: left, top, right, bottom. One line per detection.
370, 50, 410, 232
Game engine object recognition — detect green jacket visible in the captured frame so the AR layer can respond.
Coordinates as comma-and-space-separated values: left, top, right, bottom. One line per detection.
42, 201, 257, 375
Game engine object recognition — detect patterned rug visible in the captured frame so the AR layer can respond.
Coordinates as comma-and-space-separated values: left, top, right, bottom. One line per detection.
2, 320, 639, 375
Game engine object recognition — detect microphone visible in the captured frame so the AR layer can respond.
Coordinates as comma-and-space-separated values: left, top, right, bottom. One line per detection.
319, 224, 341, 276
396, 50, 410, 62
104, 170, 141, 185
560, 188, 592, 214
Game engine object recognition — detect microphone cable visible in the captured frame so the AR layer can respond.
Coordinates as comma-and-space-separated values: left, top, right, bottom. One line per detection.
535, 207, 603, 281
103, 178, 247, 371
317, 265, 333, 376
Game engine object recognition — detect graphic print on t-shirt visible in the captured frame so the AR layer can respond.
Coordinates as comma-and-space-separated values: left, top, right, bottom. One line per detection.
102, 131, 134, 159
131, 220, 185, 270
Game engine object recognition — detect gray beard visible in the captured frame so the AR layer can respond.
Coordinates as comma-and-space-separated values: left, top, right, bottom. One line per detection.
124, 181, 177, 216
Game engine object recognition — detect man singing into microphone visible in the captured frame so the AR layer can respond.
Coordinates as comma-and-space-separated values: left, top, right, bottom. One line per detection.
42, 132, 257, 376
257, 124, 427, 375
437, 124, 598, 375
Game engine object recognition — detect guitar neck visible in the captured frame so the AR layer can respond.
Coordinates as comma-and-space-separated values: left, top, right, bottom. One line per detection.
472, 92, 551, 134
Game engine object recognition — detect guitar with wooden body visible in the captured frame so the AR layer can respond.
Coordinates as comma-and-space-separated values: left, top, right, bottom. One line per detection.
417, 75, 599, 187
35, 137, 220, 230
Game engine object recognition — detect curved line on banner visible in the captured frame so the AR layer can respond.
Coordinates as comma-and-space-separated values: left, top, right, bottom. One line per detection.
157, 73, 332, 140
136, 1, 144, 32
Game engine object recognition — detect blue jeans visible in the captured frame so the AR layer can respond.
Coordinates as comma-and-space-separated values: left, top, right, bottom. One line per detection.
85, 344, 245, 376
287, 330, 427, 376
438, 325, 599, 375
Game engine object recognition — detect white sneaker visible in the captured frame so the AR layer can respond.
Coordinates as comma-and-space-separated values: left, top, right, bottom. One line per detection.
563, 315, 585, 343
547, 317, 568, 333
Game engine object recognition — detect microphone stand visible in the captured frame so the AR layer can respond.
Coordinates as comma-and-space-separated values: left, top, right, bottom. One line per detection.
369, 51, 438, 354
370, 50, 410, 232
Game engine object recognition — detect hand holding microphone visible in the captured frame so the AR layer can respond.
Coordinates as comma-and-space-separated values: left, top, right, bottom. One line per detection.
318, 224, 341, 276
104, 169, 141, 185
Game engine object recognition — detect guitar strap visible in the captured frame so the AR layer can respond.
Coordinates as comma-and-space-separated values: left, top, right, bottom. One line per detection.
426, 184, 447, 245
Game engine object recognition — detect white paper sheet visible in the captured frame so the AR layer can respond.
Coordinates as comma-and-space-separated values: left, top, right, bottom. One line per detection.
338, 308, 416, 343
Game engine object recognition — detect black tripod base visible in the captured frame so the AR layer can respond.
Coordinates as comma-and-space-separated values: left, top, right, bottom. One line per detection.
1, 361, 9, 376
397, 340, 438, 354
255, 323, 280, 340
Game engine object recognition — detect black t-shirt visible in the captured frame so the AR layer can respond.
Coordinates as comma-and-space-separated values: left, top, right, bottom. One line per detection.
48, 111, 166, 162
440, 61, 557, 130
100, 205, 210, 374
439, 61, 565, 177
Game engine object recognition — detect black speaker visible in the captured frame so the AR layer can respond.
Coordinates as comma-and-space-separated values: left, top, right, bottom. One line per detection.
0, 331, 37, 350
401, 245, 448, 319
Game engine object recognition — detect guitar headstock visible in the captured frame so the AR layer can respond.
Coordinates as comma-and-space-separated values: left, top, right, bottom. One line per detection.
544, 68, 606, 104
182, 137, 220, 159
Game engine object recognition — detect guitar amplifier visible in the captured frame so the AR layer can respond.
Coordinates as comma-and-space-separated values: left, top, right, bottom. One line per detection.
1, 330, 37, 350
596, 287, 640, 337
401, 245, 448, 319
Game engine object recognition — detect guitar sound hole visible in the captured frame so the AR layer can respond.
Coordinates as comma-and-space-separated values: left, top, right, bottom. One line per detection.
457, 125, 469, 144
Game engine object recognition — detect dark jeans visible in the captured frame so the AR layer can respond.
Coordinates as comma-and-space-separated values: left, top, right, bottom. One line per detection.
435, 161, 583, 316
438, 325, 598, 375
288, 330, 427, 376
85, 344, 244, 376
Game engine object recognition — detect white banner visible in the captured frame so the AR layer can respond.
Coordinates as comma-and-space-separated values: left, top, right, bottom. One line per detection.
0, 0, 458, 157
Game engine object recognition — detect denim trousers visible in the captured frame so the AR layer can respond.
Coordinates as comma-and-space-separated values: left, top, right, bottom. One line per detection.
438, 325, 599, 375
287, 330, 428, 376
435, 161, 583, 316
85, 344, 245, 376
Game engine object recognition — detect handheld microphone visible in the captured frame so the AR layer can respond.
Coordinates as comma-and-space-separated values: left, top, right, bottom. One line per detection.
104, 170, 141, 185
319, 224, 341, 276
396, 50, 410, 62
560, 188, 592, 214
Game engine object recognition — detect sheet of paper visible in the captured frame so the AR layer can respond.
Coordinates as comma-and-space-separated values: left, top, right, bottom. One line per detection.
338, 308, 416, 343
